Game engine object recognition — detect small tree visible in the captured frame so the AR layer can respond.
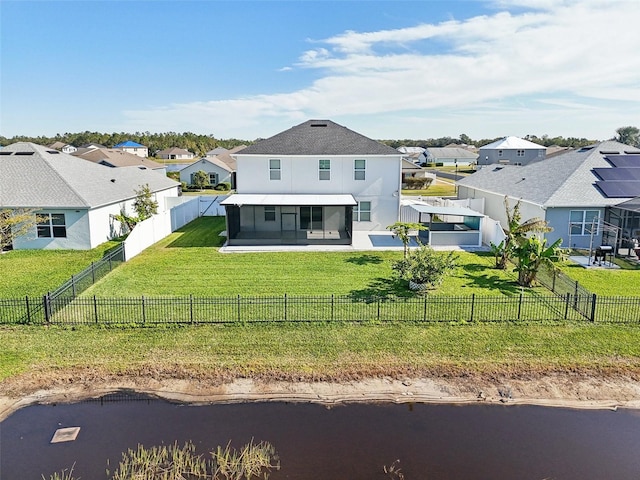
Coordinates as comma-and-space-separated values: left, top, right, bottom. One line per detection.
0, 208, 40, 251
133, 183, 158, 221
494, 197, 552, 269
387, 221, 427, 258
513, 237, 565, 287
192, 170, 210, 191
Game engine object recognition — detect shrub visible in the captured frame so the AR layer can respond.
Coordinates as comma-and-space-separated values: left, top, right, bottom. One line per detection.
404, 177, 433, 189
435, 162, 444, 167
214, 182, 232, 191
392, 245, 457, 289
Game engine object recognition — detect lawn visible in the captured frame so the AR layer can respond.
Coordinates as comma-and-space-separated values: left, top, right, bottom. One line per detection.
402, 183, 456, 197
82, 217, 527, 298
0, 242, 120, 297
2, 322, 640, 383
558, 258, 640, 296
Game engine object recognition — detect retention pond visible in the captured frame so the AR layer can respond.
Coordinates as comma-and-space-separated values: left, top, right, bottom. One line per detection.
2, 393, 640, 479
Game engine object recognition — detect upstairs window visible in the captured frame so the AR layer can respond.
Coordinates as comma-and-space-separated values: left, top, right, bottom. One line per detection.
498, 150, 503, 157
354, 159, 366, 180
319, 159, 330, 180
269, 159, 281, 180
37, 213, 67, 238
516, 150, 525, 157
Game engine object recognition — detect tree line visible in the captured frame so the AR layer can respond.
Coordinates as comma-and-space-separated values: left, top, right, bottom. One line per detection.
2, 126, 638, 155
0, 131, 250, 157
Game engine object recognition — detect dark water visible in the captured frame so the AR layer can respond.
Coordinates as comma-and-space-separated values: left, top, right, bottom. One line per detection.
2, 394, 640, 479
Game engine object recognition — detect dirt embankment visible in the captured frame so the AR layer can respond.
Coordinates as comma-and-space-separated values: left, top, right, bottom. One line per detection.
2, 367, 640, 421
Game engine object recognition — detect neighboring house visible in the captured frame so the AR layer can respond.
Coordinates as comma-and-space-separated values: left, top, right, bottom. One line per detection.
397, 146, 424, 164
180, 145, 245, 189
206, 147, 229, 158
477, 136, 546, 167
0, 142, 179, 250
48, 141, 77, 154
113, 140, 148, 158
420, 147, 479, 166
180, 157, 233, 188
401, 159, 434, 188
456, 141, 640, 250
220, 119, 403, 246
156, 147, 195, 160
73, 147, 166, 174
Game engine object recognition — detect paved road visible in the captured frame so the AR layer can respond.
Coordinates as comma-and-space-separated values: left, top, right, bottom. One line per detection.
425, 169, 464, 181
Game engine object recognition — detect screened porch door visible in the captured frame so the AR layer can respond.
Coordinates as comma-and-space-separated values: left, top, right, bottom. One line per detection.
300, 206, 323, 231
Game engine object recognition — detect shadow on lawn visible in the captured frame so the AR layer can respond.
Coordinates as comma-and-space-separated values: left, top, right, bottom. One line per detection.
344, 254, 384, 265
348, 277, 415, 299
456, 261, 521, 294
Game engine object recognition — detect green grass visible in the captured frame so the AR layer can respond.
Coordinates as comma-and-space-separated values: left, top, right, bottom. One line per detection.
0, 242, 120, 297
402, 183, 456, 197
2, 322, 640, 383
82, 217, 526, 298
558, 259, 640, 296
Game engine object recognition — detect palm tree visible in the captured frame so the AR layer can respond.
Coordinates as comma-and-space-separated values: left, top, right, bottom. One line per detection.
493, 197, 552, 269
387, 221, 427, 258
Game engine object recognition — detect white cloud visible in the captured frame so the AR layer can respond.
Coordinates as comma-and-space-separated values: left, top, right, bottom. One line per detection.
123, 0, 640, 139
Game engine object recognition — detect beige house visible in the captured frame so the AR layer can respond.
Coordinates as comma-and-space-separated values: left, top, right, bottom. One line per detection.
156, 147, 195, 160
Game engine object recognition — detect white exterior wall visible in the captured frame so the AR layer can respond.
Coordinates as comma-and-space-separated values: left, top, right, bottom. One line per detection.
117, 146, 149, 158
236, 154, 402, 231
180, 160, 232, 186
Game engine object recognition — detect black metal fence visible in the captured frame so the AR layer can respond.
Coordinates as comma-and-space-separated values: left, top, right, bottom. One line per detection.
535, 264, 594, 318
2, 291, 639, 325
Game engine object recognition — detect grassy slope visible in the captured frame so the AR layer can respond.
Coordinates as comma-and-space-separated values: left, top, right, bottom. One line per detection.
0, 242, 120, 297
2, 322, 640, 382
82, 217, 526, 297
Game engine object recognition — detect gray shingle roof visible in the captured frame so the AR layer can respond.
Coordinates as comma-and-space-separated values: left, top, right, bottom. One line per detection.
74, 148, 164, 169
237, 120, 400, 156
0, 143, 178, 209
424, 147, 479, 159
457, 141, 640, 208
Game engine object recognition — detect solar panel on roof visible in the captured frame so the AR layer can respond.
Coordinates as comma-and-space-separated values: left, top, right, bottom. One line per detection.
593, 168, 640, 181
604, 154, 640, 168
596, 181, 640, 198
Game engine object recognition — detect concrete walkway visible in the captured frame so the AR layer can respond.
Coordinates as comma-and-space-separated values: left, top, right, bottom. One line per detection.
219, 231, 489, 253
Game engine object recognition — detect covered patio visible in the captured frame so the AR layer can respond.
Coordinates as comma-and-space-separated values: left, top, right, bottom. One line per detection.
405, 204, 484, 247
220, 194, 357, 246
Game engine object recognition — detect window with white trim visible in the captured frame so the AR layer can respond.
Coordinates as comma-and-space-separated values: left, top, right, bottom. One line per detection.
269, 159, 281, 180
354, 159, 366, 180
516, 150, 525, 157
570, 210, 600, 235
37, 213, 67, 238
319, 159, 330, 180
353, 201, 371, 221
264, 206, 276, 222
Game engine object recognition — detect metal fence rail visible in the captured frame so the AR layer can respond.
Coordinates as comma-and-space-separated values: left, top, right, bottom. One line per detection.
536, 264, 593, 318
2, 292, 636, 326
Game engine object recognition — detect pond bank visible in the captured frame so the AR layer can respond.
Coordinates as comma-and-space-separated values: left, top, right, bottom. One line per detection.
3, 371, 640, 422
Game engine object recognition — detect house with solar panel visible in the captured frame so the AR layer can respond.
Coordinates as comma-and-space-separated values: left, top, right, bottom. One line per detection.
477, 136, 547, 167
113, 140, 148, 158
0, 142, 179, 250
220, 120, 403, 246
456, 140, 640, 251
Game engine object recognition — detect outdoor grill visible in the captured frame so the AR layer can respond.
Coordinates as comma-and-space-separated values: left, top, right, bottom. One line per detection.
594, 245, 613, 266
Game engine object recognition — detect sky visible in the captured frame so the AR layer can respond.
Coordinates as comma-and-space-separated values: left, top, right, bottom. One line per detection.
1, 0, 639, 142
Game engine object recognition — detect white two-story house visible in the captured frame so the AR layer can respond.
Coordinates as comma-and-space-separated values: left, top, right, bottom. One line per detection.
221, 120, 403, 246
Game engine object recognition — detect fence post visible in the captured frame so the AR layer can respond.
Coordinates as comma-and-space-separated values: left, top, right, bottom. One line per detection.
43, 293, 51, 324
91, 262, 95, 284
71, 275, 76, 297
93, 295, 98, 324
517, 293, 522, 320
470, 294, 475, 322
284, 294, 287, 322
423, 295, 428, 322
141, 295, 146, 324
552, 269, 556, 292
377, 296, 381, 321
237, 295, 241, 322
590, 293, 597, 322
331, 294, 334, 322
573, 281, 579, 309
190, 294, 194, 324
564, 292, 570, 320
25, 296, 31, 324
